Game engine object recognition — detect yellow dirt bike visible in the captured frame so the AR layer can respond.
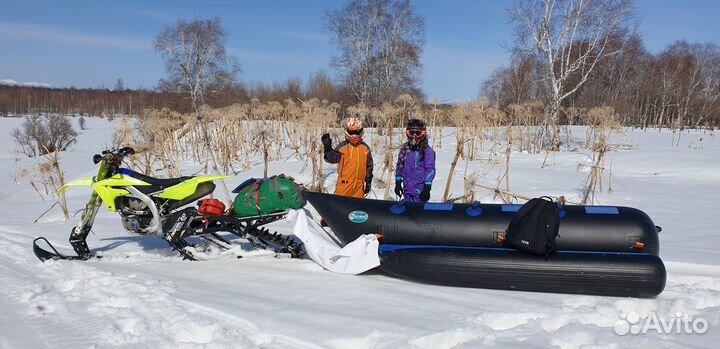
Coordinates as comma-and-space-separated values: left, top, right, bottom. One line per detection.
33, 147, 303, 261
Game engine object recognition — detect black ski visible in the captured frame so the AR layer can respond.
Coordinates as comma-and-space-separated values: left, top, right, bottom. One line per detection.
32, 237, 100, 262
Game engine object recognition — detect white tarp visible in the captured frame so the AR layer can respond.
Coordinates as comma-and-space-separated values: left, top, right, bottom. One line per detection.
287, 208, 380, 274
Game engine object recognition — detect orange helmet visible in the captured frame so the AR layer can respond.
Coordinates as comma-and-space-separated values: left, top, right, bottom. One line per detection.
344, 117, 364, 145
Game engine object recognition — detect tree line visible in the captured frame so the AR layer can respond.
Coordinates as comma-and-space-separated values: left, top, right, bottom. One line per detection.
1, 0, 424, 117
2, 0, 718, 129
483, 37, 720, 129
483, 0, 720, 130
0, 71, 358, 117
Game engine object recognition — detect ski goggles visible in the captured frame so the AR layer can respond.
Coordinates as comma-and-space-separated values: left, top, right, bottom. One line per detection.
346, 128, 363, 136
406, 129, 426, 137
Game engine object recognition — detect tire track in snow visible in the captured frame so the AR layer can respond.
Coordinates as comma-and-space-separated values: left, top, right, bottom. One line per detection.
0, 227, 108, 348
0, 226, 325, 348
175, 298, 327, 349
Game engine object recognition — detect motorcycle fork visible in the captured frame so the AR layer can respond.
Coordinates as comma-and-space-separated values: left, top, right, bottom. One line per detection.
68, 159, 109, 258
69, 192, 102, 257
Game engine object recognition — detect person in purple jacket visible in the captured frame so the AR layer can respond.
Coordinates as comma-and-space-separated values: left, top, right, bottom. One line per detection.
395, 118, 436, 202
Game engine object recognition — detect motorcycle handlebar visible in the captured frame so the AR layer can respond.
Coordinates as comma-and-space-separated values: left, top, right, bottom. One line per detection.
118, 147, 135, 156
93, 147, 135, 164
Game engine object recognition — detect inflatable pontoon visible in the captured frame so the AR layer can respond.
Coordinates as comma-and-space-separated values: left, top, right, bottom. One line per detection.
304, 191, 666, 297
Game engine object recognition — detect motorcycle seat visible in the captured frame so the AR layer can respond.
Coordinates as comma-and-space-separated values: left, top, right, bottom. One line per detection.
119, 169, 194, 193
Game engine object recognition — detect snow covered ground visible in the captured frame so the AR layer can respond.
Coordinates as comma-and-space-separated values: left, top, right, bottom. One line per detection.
0, 116, 718, 348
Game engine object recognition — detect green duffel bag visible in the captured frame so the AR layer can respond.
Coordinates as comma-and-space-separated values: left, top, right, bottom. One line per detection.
233, 175, 306, 218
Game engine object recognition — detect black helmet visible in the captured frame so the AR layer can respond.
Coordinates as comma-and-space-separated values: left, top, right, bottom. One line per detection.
406, 118, 427, 145
406, 118, 426, 130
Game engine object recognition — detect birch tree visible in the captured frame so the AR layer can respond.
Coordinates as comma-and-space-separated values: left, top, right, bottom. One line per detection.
154, 18, 239, 198
326, 0, 424, 106
509, 0, 635, 148
154, 17, 239, 112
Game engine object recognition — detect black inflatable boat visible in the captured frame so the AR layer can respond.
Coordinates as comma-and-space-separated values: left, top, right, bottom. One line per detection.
304, 191, 666, 297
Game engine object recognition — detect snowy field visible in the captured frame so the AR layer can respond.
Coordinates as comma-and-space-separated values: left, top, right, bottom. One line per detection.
0, 116, 719, 348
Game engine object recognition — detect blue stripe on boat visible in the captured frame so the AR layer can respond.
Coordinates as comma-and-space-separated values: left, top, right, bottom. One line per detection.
585, 206, 620, 215
424, 203, 453, 211
501, 204, 522, 212
378, 244, 650, 256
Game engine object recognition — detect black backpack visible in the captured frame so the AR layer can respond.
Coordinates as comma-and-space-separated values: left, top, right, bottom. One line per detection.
505, 197, 560, 258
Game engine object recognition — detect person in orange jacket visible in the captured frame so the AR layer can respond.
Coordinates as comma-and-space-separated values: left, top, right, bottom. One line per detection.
322, 117, 373, 198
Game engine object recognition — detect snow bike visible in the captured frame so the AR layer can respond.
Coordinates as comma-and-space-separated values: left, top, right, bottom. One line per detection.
32, 147, 304, 261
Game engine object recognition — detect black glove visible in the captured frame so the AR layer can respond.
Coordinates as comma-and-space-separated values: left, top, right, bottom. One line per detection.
321, 133, 332, 152
364, 179, 372, 195
394, 180, 403, 198
420, 184, 431, 202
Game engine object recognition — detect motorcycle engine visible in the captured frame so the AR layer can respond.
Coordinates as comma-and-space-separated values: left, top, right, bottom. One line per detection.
119, 197, 154, 235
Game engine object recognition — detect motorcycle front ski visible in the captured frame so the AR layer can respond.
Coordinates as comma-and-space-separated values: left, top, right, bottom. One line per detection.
32, 237, 100, 262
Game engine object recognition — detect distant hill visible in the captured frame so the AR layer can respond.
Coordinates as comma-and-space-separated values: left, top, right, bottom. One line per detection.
0, 79, 51, 88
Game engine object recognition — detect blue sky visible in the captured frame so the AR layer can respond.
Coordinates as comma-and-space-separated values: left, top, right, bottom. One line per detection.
1, 0, 719, 101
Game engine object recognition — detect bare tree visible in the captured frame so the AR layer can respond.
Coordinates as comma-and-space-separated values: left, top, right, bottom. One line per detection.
509, 0, 636, 148
154, 17, 239, 199
114, 78, 125, 92
154, 17, 239, 112
570, 34, 648, 119
12, 115, 77, 157
694, 44, 720, 127
669, 42, 720, 133
326, 0, 424, 106
306, 70, 338, 101
482, 52, 546, 107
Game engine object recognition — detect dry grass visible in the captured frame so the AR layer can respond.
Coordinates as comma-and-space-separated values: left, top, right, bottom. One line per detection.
37, 150, 70, 219
23, 99, 640, 222
112, 101, 564, 198
580, 106, 623, 205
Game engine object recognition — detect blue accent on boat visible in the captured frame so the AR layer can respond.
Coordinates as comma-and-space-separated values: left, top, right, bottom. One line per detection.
118, 168, 133, 176
391, 200, 407, 215
378, 244, 651, 256
501, 204, 522, 212
585, 206, 620, 215
232, 178, 258, 193
424, 203, 453, 211
348, 210, 369, 223
465, 201, 483, 217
